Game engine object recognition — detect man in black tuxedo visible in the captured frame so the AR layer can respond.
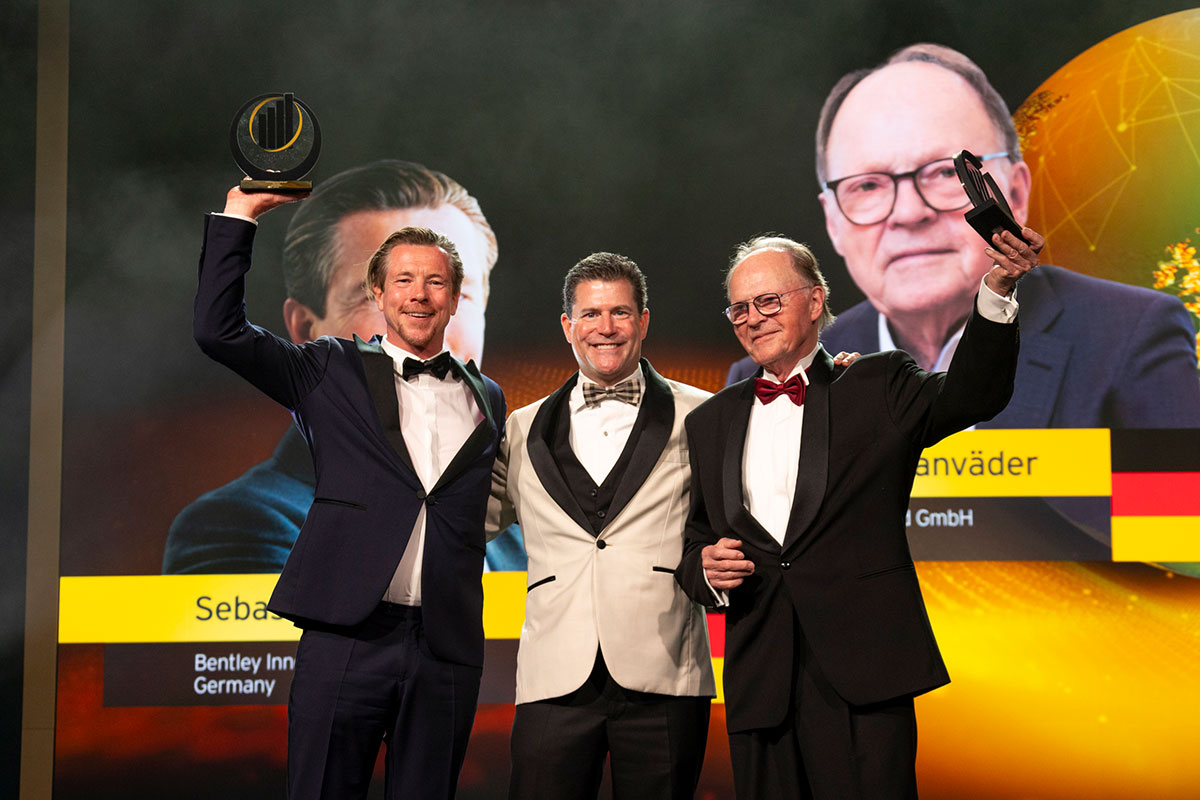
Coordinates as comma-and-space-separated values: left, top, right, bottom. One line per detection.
677, 226, 1040, 798
195, 186, 505, 799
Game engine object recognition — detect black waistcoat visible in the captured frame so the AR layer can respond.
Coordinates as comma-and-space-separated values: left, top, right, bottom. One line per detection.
550, 390, 654, 536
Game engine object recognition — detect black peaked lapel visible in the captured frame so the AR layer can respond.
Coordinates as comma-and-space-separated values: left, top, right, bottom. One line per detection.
782, 347, 832, 552
605, 360, 674, 524
721, 377, 776, 550
433, 358, 499, 492
527, 375, 594, 533
354, 335, 416, 474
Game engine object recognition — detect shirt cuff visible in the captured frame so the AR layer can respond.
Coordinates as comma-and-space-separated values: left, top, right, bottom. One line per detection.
212, 211, 258, 225
701, 567, 730, 608
976, 275, 1018, 323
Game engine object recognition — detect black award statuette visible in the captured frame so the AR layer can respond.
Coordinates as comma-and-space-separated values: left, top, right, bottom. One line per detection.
230, 92, 321, 192
953, 149, 1030, 247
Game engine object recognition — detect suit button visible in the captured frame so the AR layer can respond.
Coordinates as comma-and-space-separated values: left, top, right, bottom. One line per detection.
590, 489, 597, 497
780, 561, 791, 570
596, 540, 607, 549
597, 510, 606, 519
416, 490, 427, 500
426, 495, 437, 506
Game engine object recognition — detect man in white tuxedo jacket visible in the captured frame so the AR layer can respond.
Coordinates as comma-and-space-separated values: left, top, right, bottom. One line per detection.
489, 252, 715, 799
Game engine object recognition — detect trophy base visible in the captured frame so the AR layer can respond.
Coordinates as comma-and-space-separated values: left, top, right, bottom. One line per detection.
239, 179, 312, 193
965, 199, 1029, 247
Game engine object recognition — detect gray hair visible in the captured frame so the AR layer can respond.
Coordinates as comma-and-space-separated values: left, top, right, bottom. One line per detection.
727, 235, 835, 331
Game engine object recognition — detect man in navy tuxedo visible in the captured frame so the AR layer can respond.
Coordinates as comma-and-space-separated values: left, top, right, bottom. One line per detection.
728, 43, 1200, 430
167, 160, 524, 575
195, 186, 506, 799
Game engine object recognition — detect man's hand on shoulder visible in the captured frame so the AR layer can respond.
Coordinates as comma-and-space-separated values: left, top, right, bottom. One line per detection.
984, 226, 1044, 297
222, 185, 309, 221
703, 537, 755, 591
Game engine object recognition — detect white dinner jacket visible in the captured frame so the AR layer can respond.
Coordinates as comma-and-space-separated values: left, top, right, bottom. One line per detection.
488, 360, 716, 704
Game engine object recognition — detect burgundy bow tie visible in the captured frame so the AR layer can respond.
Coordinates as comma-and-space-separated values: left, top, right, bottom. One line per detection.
754, 375, 806, 406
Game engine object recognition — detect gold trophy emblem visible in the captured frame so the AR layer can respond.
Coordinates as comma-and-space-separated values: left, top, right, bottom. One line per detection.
230, 92, 321, 192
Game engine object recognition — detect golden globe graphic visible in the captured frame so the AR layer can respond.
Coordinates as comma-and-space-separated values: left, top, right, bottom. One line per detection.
1019, 10, 1200, 579
1019, 8, 1200, 360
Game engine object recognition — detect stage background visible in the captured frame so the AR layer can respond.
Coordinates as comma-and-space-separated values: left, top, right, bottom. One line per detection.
10, 0, 1200, 797
5, 0, 38, 797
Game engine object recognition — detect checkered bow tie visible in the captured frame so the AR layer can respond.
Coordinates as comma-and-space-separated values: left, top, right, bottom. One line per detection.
581, 375, 642, 408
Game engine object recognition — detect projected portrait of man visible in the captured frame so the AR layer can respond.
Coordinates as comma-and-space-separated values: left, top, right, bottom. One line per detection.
164, 160, 526, 573
728, 44, 1200, 431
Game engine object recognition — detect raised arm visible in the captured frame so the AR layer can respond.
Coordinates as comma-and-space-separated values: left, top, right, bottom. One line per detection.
194, 187, 328, 409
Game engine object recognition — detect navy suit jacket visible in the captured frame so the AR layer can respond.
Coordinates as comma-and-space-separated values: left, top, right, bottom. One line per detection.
194, 214, 505, 668
681, 308, 1018, 732
728, 266, 1200, 428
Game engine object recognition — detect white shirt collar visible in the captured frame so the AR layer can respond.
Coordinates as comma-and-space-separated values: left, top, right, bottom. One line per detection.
763, 342, 820, 384
379, 335, 448, 366
569, 363, 646, 413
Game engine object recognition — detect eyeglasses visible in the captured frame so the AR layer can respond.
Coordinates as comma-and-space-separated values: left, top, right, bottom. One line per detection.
723, 286, 812, 325
822, 152, 1010, 226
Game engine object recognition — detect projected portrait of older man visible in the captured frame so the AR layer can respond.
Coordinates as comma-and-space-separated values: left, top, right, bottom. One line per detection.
728, 44, 1200, 431
164, 160, 526, 573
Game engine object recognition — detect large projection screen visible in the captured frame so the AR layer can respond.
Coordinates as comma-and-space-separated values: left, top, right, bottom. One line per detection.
22, 2, 1200, 798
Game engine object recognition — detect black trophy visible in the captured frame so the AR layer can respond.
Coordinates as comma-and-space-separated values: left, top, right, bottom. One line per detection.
953, 149, 1029, 247
230, 92, 321, 192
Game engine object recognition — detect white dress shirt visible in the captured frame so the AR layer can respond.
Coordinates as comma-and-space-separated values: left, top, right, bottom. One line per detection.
742, 347, 820, 545
379, 336, 483, 605
568, 365, 645, 484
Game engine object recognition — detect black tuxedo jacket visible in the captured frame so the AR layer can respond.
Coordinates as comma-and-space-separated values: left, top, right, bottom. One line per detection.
194, 215, 505, 668
678, 307, 1018, 732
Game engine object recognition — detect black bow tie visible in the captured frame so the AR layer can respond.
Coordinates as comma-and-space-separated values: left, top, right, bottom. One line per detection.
401, 352, 454, 381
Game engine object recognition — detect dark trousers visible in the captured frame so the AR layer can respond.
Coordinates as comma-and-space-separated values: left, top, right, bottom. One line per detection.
287, 603, 481, 800
729, 614, 918, 800
508, 650, 710, 800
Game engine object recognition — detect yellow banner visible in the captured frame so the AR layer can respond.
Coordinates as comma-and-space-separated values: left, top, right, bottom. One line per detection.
1112, 517, 1200, 562
58, 573, 529, 643
911, 429, 1111, 497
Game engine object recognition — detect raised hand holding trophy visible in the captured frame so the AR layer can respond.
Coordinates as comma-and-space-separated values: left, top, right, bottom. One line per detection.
230, 92, 321, 192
